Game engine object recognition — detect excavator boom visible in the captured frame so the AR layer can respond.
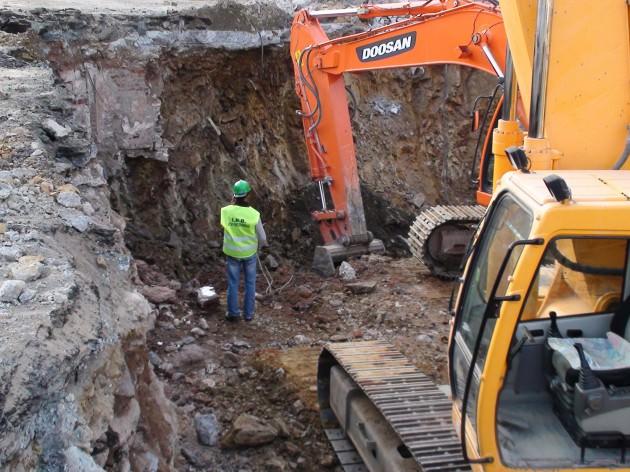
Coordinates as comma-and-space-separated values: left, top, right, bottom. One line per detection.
290, 0, 507, 276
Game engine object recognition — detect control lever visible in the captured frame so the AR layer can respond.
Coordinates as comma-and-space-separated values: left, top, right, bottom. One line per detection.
574, 343, 600, 390
509, 327, 534, 361
548, 311, 562, 338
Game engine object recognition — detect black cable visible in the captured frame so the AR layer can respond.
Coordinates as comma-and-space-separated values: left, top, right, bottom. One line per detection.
297, 47, 319, 119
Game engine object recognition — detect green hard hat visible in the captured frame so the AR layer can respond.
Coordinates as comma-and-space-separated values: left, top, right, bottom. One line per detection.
233, 179, 251, 197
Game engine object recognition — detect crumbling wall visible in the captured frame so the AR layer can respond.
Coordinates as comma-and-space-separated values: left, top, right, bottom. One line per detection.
0, 15, 178, 472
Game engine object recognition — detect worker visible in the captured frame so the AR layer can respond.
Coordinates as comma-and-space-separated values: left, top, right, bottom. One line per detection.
220, 179, 267, 322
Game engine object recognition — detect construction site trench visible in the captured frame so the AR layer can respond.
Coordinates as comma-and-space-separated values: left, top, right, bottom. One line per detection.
0, 3, 497, 471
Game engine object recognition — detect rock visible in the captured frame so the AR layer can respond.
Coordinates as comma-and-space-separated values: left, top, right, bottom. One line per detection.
148, 351, 163, 368
195, 412, 221, 446
416, 334, 432, 343
64, 446, 104, 472
411, 192, 426, 208
197, 286, 218, 307
0, 182, 12, 200
181, 446, 212, 468
141, 285, 176, 304
232, 339, 251, 349
64, 213, 90, 232
328, 298, 343, 308
265, 457, 289, 471
129, 451, 158, 472
42, 118, 71, 139
200, 377, 216, 390
40, 180, 54, 194
264, 254, 279, 270
0, 280, 25, 302
223, 351, 240, 368
0, 245, 22, 262
320, 454, 336, 468
330, 334, 348, 342
296, 285, 313, 298
221, 414, 278, 448
171, 344, 207, 368
71, 163, 107, 187
345, 280, 377, 295
198, 318, 209, 330
181, 336, 195, 345
191, 327, 206, 337
18, 288, 36, 304
338, 261, 356, 281
293, 334, 309, 344
56, 191, 81, 208
292, 399, 304, 413
8, 256, 44, 282
271, 417, 291, 439
351, 329, 364, 339
82, 201, 95, 215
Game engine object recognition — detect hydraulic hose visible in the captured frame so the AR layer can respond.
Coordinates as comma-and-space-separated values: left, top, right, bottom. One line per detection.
612, 126, 630, 170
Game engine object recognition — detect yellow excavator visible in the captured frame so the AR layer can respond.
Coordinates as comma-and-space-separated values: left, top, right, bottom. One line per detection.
315, 0, 630, 470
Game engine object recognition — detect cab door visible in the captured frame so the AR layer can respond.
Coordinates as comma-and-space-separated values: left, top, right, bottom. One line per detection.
449, 192, 534, 453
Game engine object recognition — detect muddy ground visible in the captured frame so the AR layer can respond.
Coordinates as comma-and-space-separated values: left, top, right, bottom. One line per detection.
142, 254, 453, 471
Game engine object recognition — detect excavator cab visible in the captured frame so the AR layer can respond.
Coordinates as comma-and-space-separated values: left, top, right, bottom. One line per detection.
450, 170, 630, 470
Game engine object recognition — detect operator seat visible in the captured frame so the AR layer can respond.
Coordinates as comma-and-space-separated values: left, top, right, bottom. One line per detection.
545, 298, 630, 457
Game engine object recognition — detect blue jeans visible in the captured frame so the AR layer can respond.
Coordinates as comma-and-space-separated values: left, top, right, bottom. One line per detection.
226, 255, 257, 319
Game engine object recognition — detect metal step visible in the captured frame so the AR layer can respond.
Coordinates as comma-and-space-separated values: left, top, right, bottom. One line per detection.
318, 341, 471, 472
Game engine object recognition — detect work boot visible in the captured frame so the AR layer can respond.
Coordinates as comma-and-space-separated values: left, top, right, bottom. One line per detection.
225, 312, 240, 322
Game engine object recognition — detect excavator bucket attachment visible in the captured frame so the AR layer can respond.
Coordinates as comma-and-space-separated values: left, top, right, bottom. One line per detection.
312, 239, 385, 277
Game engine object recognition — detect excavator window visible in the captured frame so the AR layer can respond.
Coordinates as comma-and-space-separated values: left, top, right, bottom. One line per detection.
451, 192, 532, 428
522, 238, 628, 319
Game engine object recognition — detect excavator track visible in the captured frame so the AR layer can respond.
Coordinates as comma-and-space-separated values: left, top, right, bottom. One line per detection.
408, 205, 485, 280
318, 341, 471, 472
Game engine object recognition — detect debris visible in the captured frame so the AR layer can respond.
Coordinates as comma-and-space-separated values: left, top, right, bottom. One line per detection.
345, 280, 377, 294
56, 191, 81, 208
198, 318, 209, 330
197, 286, 218, 307
141, 285, 176, 304
195, 412, 221, 446
293, 334, 309, 344
221, 414, 278, 448
338, 261, 356, 281
0, 279, 26, 303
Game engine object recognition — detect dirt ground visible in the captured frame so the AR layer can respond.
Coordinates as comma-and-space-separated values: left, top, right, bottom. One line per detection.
144, 254, 454, 471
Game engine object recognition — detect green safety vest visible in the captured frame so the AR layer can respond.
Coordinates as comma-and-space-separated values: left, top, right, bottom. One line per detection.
220, 204, 260, 259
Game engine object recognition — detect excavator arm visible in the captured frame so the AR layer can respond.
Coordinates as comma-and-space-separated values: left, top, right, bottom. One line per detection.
290, 0, 507, 274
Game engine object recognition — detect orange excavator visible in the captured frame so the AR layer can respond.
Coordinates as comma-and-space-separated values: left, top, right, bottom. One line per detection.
290, 0, 512, 278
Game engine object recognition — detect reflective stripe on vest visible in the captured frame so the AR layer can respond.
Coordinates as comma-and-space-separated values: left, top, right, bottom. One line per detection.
220, 205, 260, 259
